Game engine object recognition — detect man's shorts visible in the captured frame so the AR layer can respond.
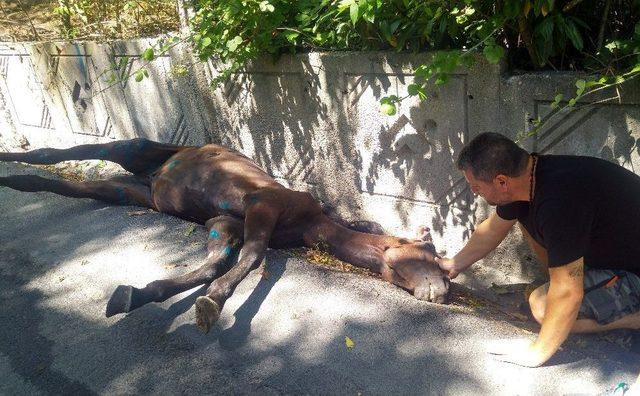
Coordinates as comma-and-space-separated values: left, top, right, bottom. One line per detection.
578, 269, 640, 325
539, 269, 640, 325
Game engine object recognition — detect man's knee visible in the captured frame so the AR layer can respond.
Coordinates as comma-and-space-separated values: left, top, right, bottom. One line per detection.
528, 283, 549, 324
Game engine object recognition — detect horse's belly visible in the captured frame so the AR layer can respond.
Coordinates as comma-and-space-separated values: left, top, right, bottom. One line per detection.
150, 180, 212, 222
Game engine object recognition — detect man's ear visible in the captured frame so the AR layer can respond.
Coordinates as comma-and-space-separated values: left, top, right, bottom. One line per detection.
494, 174, 509, 190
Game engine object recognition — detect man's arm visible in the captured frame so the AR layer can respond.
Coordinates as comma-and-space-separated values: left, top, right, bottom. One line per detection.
532, 258, 584, 362
437, 212, 516, 278
490, 258, 584, 367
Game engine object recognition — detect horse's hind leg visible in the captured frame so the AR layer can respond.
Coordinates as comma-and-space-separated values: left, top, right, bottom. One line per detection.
0, 174, 154, 207
0, 138, 186, 176
105, 215, 244, 317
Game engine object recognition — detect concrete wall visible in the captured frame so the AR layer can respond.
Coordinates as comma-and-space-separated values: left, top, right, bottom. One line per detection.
2, 38, 639, 290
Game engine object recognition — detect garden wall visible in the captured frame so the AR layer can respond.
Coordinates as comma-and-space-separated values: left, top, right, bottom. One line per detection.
2, 38, 639, 290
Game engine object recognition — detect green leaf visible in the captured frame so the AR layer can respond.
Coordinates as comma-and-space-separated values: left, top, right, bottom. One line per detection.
118, 56, 128, 70
380, 102, 397, 116
434, 74, 449, 85
201, 36, 212, 48
627, 64, 640, 75
350, 2, 359, 25
414, 64, 432, 79
483, 44, 505, 64
284, 31, 300, 43
568, 98, 577, 107
259, 1, 275, 12
141, 48, 155, 62
338, 0, 355, 12
564, 20, 583, 50
535, 17, 554, 42
585, 80, 600, 88
605, 41, 621, 51
407, 83, 420, 96
575, 79, 586, 90
551, 93, 563, 107
345, 336, 355, 349
407, 84, 427, 100
134, 70, 144, 82
226, 36, 243, 52
389, 20, 401, 34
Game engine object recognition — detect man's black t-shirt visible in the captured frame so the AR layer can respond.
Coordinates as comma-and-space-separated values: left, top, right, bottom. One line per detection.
496, 155, 640, 276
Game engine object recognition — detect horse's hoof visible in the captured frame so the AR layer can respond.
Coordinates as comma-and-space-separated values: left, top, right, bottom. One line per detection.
106, 285, 133, 317
413, 276, 449, 304
195, 296, 220, 334
413, 281, 433, 302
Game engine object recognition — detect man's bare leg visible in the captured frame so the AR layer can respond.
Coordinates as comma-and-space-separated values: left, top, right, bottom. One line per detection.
522, 225, 640, 332
529, 283, 640, 332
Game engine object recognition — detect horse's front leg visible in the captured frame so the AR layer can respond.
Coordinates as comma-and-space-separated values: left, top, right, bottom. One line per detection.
195, 200, 282, 333
105, 215, 244, 317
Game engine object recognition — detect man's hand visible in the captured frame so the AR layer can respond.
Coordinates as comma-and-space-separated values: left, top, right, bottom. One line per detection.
435, 256, 462, 279
487, 338, 548, 368
433, 213, 515, 279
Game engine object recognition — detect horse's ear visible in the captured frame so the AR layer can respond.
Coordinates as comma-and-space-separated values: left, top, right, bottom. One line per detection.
347, 220, 385, 235
417, 226, 432, 242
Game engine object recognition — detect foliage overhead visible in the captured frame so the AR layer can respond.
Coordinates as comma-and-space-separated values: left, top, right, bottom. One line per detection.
3, 1, 639, 130
188, 0, 640, 121
190, 1, 639, 73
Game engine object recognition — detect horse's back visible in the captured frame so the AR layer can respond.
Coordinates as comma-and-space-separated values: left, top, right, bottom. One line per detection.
149, 144, 282, 223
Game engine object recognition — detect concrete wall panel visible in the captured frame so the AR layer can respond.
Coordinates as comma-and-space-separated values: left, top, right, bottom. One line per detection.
2, 40, 639, 289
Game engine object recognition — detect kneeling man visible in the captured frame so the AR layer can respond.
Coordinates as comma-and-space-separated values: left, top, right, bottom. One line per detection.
437, 133, 640, 388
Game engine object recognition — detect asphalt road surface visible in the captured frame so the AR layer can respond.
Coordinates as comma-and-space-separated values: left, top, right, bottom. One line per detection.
0, 162, 638, 395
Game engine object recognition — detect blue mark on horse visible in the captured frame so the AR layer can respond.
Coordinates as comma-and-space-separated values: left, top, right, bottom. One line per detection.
223, 245, 233, 256
248, 196, 260, 204
168, 160, 181, 170
209, 229, 220, 239
219, 201, 231, 210
98, 148, 109, 158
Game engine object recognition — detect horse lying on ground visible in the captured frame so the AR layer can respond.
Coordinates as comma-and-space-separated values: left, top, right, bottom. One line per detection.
0, 138, 449, 332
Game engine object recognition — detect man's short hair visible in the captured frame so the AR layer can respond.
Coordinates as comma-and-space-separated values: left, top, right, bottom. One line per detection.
456, 132, 529, 182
